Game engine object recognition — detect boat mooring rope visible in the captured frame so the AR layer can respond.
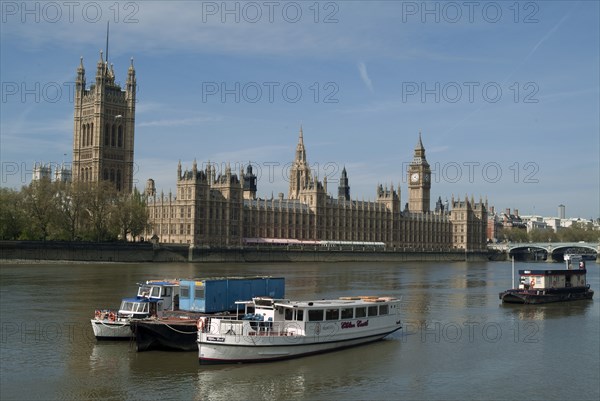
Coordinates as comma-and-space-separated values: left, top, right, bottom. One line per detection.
161, 322, 197, 335
97, 320, 128, 329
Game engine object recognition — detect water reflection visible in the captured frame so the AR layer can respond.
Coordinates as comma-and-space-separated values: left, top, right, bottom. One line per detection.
500, 300, 594, 321
192, 338, 402, 401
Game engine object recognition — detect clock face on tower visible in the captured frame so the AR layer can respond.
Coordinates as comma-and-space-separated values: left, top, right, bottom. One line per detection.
411, 172, 419, 182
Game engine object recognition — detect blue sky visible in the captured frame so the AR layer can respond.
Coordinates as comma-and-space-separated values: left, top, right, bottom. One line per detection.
1, 1, 598, 219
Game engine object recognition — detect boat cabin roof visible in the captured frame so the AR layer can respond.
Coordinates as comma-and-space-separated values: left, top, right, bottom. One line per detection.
141, 280, 179, 287
275, 297, 397, 309
122, 297, 160, 303
519, 269, 587, 276
237, 296, 398, 310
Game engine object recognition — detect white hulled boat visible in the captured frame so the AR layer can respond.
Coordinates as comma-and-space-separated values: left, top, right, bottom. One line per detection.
91, 280, 179, 340
197, 296, 402, 364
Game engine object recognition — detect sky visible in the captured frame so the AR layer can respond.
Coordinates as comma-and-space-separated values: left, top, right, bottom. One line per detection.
1, 1, 599, 219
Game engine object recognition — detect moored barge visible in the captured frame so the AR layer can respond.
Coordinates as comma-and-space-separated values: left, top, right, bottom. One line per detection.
132, 276, 285, 351
499, 257, 594, 304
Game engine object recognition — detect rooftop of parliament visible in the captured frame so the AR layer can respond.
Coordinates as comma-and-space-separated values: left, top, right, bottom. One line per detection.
143, 129, 488, 252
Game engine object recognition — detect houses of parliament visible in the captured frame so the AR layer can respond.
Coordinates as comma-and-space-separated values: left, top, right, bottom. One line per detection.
70, 54, 488, 252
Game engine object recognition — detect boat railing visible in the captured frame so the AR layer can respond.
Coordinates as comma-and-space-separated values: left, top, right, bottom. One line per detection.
203, 318, 303, 338
93, 309, 120, 322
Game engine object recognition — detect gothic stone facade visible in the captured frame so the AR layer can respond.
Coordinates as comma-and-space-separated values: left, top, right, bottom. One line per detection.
72, 52, 136, 192
144, 129, 487, 251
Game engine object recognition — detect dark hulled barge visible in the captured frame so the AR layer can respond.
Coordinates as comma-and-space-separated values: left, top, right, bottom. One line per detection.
131, 276, 285, 351
499, 257, 594, 304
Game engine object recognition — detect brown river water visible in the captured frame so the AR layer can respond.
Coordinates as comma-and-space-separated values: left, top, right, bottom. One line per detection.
1, 260, 598, 400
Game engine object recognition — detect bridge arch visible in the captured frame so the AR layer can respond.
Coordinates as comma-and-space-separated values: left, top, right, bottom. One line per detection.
507, 242, 598, 262
549, 244, 597, 262
508, 245, 549, 261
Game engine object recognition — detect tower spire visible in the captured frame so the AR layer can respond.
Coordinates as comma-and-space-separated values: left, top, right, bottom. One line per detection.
416, 130, 425, 152
295, 125, 306, 163
105, 21, 109, 65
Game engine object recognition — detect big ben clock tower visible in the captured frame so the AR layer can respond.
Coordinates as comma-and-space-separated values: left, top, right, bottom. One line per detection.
408, 132, 431, 213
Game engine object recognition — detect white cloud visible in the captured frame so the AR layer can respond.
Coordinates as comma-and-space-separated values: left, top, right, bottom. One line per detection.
357, 62, 374, 93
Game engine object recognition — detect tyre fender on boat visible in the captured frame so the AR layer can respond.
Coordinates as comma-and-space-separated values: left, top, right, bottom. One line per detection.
108, 312, 116, 322
530, 278, 535, 288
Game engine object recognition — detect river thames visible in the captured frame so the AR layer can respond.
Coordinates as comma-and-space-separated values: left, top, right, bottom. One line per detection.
1, 260, 598, 401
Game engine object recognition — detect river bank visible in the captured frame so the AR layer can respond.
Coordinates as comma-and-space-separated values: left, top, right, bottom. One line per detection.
0, 240, 491, 263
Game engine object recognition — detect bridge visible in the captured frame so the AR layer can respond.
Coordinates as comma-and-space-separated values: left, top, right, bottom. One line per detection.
488, 242, 599, 262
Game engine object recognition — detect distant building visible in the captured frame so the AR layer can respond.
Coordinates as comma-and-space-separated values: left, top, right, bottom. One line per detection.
144, 130, 488, 251
502, 208, 526, 229
486, 206, 503, 242
31, 162, 72, 184
54, 163, 72, 183
558, 204, 566, 220
32, 162, 52, 182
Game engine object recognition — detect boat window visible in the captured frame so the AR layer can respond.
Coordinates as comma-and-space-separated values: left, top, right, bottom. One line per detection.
120, 301, 133, 311
180, 286, 190, 298
162, 287, 171, 297
151, 287, 160, 297
296, 310, 304, 321
284, 308, 293, 320
194, 287, 205, 299
341, 308, 353, 319
308, 309, 324, 322
138, 285, 151, 297
355, 307, 366, 318
368, 305, 378, 316
379, 304, 389, 315
325, 308, 339, 321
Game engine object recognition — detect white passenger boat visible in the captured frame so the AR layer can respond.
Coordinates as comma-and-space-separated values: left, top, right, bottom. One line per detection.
197, 296, 402, 364
91, 280, 179, 340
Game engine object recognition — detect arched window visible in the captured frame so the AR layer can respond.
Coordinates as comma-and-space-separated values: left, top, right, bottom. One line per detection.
116, 170, 122, 191
110, 169, 115, 182
90, 123, 93, 146
118, 126, 123, 147
81, 125, 86, 147
104, 124, 110, 146
103, 168, 109, 180
81, 168, 85, 181
111, 125, 116, 147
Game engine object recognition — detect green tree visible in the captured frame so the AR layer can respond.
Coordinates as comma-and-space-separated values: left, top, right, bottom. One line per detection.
498, 227, 528, 243
21, 179, 58, 240
0, 188, 25, 240
111, 188, 149, 241
53, 181, 87, 241
82, 182, 118, 242
558, 222, 600, 242
529, 228, 559, 242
